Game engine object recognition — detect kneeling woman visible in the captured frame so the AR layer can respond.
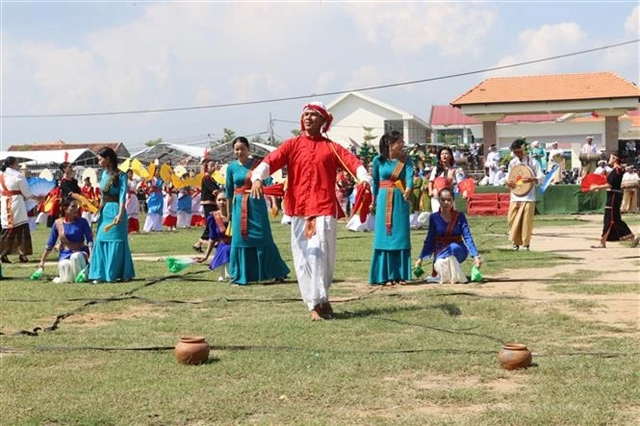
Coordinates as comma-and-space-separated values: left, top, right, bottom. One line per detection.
415, 188, 482, 284
38, 197, 93, 283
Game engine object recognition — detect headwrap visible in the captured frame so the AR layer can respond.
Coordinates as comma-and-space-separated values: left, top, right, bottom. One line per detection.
300, 101, 333, 133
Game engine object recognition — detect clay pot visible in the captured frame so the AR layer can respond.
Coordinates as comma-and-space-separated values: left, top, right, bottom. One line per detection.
498, 343, 532, 370
174, 336, 210, 365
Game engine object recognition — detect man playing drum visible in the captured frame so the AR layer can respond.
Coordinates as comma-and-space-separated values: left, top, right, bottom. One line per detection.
505, 139, 545, 251
580, 135, 599, 176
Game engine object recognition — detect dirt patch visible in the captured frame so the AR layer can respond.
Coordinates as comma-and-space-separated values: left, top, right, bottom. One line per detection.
340, 217, 639, 328
64, 304, 166, 328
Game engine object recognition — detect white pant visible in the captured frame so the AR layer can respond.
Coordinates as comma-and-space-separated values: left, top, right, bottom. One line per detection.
291, 216, 337, 311
434, 256, 468, 284
58, 252, 88, 284
143, 213, 163, 231
177, 211, 192, 228
81, 211, 93, 224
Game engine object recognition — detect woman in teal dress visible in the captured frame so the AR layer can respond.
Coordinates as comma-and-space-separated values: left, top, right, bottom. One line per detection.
369, 131, 414, 286
89, 147, 135, 283
226, 137, 290, 285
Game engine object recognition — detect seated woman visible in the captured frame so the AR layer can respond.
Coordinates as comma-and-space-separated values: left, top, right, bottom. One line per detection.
415, 188, 482, 284
38, 197, 93, 283
193, 191, 231, 282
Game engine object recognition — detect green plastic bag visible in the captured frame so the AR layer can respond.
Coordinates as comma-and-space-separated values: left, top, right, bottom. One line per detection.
166, 257, 195, 273
470, 265, 483, 282
413, 265, 425, 278
30, 267, 44, 281
75, 266, 89, 283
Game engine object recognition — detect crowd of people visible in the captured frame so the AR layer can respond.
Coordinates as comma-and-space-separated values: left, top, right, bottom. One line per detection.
2, 103, 639, 319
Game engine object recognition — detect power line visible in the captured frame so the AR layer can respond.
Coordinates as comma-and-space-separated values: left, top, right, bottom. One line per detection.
273, 118, 385, 129
2, 39, 638, 119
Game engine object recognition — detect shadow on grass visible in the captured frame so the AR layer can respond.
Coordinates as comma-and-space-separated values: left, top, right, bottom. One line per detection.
333, 302, 462, 320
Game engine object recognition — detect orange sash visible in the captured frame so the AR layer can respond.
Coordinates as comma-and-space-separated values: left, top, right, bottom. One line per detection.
383, 156, 406, 235
211, 211, 231, 245
237, 159, 259, 239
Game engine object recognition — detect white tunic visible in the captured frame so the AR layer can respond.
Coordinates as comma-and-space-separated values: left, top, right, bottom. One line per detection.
1, 168, 35, 229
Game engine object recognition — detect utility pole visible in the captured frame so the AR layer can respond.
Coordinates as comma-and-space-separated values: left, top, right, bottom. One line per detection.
268, 113, 275, 144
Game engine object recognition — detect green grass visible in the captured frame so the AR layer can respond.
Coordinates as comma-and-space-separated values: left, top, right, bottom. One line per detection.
1, 214, 639, 425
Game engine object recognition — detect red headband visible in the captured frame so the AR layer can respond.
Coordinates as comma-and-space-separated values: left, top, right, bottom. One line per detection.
300, 102, 333, 133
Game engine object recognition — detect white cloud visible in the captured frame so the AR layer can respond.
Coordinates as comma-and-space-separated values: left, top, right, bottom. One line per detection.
624, 6, 639, 36
485, 23, 589, 78
342, 3, 497, 56
314, 71, 337, 95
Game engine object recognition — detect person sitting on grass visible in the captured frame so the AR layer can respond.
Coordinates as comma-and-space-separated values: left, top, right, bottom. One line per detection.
414, 187, 482, 284
193, 190, 231, 282
38, 197, 93, 283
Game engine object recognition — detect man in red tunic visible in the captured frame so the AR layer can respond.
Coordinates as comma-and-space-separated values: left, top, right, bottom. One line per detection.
251, 101, 371, 321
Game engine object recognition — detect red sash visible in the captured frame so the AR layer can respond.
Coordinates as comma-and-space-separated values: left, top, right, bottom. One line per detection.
0, 174, 23, 228
432, 212, 461, 276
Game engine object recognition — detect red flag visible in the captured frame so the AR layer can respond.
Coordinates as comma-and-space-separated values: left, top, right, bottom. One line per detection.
351, 182, 372, 222
64, 151, 69, 162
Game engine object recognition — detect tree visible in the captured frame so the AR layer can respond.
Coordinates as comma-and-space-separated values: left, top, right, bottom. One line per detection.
362, 126, 377, 145
250, 134, 267, 144
290, 129, 302, 137
145, 138, 163, 147
214, 128, 237, 145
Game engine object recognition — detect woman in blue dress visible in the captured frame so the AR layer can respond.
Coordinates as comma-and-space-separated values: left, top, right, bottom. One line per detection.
369, 131, 414, 286
89, 147, 135, 283
226, 137, 289, 285
415, 187, 482, 284
38, 197, 93, 283
143, 168, 164, 232
193, 191, 232, 282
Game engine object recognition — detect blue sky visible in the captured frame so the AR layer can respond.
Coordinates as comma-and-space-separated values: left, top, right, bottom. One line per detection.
1, 2, 638, 154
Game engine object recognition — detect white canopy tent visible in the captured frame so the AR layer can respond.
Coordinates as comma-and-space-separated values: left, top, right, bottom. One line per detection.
8, 149, 98, 166
131, 143, 208, 165
0, 151, 37, 162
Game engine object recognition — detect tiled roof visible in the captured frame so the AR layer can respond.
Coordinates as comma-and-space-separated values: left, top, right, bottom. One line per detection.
8, 140, 124, 153
430, 105, 563, 126
451, 72, 640, 106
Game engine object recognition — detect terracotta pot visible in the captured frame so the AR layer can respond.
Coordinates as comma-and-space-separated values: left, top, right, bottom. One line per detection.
498, 343, 532, 370
174, 336, 210, 365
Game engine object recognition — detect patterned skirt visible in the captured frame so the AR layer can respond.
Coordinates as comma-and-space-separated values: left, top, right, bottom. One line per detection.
0, 223, 33, 256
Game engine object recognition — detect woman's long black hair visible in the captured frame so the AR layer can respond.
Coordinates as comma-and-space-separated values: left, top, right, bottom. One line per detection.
378, 131, 402, 162
1, 156, 18, 172
434, 147, 454, 177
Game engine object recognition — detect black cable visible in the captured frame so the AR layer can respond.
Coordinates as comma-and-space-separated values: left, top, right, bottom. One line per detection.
2, 344, 637, 359
2, 39, 637, 119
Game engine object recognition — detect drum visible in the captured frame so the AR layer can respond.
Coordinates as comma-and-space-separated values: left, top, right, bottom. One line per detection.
508, 164, 535, 197
579, 153, 601, 163
621, 181, 639, 190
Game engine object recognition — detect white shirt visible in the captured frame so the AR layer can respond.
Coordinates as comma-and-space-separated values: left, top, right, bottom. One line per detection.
581, 143, 598, 154
548, 148, 564, 164
1, 168, 35, 228
485, 151, 500, 169
622, 172, 639, 183
507, 155, 545, 202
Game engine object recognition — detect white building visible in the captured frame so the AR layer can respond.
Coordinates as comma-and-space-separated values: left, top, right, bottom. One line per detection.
326, 91, 431, 150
